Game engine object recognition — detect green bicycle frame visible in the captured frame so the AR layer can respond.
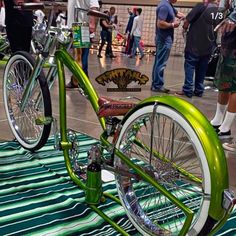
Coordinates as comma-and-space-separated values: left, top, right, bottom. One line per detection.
54, 47, 105, 190
54, 46, 229, 235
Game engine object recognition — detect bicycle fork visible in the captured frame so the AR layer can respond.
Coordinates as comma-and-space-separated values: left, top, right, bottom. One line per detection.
20, 55, 46, 112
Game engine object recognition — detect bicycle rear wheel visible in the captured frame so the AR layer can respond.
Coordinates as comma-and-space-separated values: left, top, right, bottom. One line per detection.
3, 51, 52, 151
115, 103, 218, 235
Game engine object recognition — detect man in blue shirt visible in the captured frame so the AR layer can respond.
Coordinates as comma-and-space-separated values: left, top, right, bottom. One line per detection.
151, 0, 185, 93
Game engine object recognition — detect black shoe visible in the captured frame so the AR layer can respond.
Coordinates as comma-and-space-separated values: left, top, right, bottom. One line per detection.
66, 81, 78, 89
110, 55, 116, 58
194, 92, 203, 97
175, 91, 192, 98
97, 54, 102, 58
218, 130, 231, 139
151, 87, 170, 93
212, 124, 220, 132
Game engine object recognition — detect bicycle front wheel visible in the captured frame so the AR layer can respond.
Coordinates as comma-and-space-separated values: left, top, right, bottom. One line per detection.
115, 103, 217, 235
3, 51, 52, 151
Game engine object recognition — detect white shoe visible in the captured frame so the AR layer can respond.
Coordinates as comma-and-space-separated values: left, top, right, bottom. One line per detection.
223, 139, 236, 153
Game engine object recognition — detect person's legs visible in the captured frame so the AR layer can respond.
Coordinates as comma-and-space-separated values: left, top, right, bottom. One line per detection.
82, 48, 89, 76
131, 36, 138, 57
151, 39, 171, 90
105, 31, 113, 57
182, 52, 198, 97
6, 25, 32, 53
194, 55, 209, 96
211, 91, 229, 126
136, 36, 144, 58
127, 35, 134, 55
219, 92, 236, 132
211, 49, 236, 129
6, 24, 19, 53
21, 26, 32, 52
98, 31, 106, 57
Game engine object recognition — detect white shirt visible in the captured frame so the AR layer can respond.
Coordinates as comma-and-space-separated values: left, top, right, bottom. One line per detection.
34, 9, 45, 24
67, 0, 99, 28
131, 15, 143, 37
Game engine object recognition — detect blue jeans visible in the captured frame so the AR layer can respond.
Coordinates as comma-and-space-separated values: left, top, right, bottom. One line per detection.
82, 48, 89, 76
183, 51, 210, 96
131, 36, 144, 57
152, 38, 172, 89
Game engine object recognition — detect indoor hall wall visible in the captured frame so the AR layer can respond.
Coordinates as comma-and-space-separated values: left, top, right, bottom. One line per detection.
98, 2, 194, 55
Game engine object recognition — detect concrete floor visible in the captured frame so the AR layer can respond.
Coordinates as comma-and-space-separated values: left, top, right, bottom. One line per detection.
0, 50, 235, 193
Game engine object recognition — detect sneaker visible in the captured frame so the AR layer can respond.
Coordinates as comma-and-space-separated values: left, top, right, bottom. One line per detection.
110, 55, 116, 59
175, 91, 192, 98
218, 130, 231, 139
151, 87, 170, 93
223, 140, 236, 153
66, 81, 78, 89
97, 54, 102, 58
212, 124, 220, 132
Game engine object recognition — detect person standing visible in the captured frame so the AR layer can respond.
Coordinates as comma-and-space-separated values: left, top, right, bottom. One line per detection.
151, 0, 185, 93
4, 0, 38, 53
176, 0, 220, 98
105, 6, 117, 58
210, 0, 236, 146
66, 0, 99, 88
125, 8, 137, 55
97, 10, 114, 58
129, 8, 144, 59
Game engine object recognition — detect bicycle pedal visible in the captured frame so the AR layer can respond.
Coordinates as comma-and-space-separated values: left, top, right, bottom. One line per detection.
35, 116, 53, 125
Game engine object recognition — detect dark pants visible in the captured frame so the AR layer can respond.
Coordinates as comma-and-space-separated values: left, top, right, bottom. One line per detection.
125, 34, 134, 55
152, 38, 171, 89
183, 51, 210, 96
6, 24, 32, 53
98, 30, 113, 56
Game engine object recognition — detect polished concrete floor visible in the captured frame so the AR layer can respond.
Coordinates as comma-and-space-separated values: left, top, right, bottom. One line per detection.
0, 51, 235, 193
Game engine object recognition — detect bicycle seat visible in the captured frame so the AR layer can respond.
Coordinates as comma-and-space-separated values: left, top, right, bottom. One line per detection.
97, 97, 136, 117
